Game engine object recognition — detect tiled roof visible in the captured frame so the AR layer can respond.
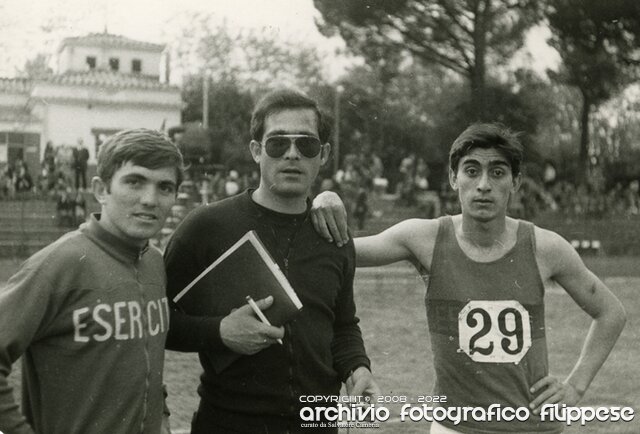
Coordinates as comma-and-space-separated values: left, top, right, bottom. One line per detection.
59, 33, 165, 52
0, 77, 31, 93
42, 71, 176, 90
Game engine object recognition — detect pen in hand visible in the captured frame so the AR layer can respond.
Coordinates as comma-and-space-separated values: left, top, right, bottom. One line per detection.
245, 295, 284, 345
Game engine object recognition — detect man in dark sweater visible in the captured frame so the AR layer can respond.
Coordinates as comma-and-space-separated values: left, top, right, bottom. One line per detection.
164, 89, 378, 433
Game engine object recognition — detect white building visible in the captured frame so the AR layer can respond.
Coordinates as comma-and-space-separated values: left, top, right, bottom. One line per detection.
0, 32, 182, 172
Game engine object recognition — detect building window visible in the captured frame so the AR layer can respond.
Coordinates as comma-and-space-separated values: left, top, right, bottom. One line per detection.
109, 58, 120, 71
86, 56, 96, 70
132, 59, 142, 73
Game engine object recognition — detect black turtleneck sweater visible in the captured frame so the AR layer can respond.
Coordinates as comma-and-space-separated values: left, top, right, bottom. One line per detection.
164, 190, 370, 423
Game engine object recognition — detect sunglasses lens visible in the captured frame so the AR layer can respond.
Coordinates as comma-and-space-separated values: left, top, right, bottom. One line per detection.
263, 136, 322, 158
295, 136, 322, 158
264, 136, 291, 158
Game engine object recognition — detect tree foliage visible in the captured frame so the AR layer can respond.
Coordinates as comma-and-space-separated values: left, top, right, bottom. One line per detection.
171, 12, 327, 95
330, 61, 546, 188
18, 53, 53, 79
181, 76, 254, 169
170, 11, 331, 168
313, 0, 541, 118
546, 0, 640, 181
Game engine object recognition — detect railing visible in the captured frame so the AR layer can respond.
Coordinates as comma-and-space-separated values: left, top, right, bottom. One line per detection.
533, 212, 640, 256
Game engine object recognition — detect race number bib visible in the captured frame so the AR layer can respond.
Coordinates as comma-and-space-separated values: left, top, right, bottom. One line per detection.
458, 300, 531, 364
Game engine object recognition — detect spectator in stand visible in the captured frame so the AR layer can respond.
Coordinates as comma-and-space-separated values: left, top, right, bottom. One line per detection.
532, 178, 640, 219
439, 181, 459, 215
14, 161, 33, 195
625, 180, 640, 215
73, 139, 90, 191
36, 166, 50, 196
224, 170, 241, 197
209, 171, 226, 202
353, 181, 370, 230
413, 158, 441, 218
53, 170, 71, 198
1, 163, 15, 199
56, 186, 75, 227
369, 152, 384, 180
247, 170, 260, 189
367, 152, 387, 196
606, 183, 626, 215
37, 146, 51, 195
508, 184, 526, 218
334, 155, 361, 221
319, 176, 338, 194
55, 144, 75, 185
398, 153, 416, 205
542, 160, 557, 189
42, 141, 56, 173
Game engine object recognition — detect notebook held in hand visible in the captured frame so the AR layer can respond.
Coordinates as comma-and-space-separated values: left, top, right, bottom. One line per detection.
172, 230, 303, 371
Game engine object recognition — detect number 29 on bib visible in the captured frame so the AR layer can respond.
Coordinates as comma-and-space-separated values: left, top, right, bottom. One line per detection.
458, 300, 532, 364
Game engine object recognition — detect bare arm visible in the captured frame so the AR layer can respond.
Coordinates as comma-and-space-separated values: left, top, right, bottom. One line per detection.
310, 192, 439, 269
355, 219, 438, 268
529, 229, 626, 413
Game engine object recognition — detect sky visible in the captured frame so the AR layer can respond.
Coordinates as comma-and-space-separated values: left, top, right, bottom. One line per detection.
0, 0, 559, 80
0, 0, 344, 78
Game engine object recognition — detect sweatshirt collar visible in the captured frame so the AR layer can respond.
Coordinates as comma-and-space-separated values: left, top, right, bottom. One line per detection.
80, 213, 149, 264
245, 189, 310, 225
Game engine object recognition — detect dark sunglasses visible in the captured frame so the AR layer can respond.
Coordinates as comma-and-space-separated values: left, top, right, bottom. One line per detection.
262, 135, 323, 158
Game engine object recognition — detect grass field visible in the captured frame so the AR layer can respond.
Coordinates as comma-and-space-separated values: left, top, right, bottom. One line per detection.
1, 259, 639, 433
162, 262, 639, 433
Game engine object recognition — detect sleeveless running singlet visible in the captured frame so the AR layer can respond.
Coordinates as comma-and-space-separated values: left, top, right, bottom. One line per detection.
425, 216, 562, 433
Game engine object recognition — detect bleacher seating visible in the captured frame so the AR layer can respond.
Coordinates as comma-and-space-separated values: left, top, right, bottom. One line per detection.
1, 193, 639, 258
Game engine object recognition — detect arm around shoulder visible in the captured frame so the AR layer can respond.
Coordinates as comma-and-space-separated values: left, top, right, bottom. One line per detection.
355, 218, 438, 268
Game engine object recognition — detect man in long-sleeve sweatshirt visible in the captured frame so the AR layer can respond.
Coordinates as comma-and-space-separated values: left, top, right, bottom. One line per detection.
0, 128, 184, 434
164, 88, 379, 433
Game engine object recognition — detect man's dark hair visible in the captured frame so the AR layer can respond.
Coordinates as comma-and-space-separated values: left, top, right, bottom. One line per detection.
449, 123, 524, 177
250, 88, 332, 143
97, 128, 185, 187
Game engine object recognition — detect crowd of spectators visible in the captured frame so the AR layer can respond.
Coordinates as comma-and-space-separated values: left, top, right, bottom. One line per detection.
387, 150, 640, 221
3, 138, 640, 233
439, 176, 640, 220
396, 153, 442, 218
530, 179, 640, 219
1, 159, 34, 198
188, 168, 260, 205
186, 153, 640, 226
1, 140, 89, 227
320, 151, 387, 230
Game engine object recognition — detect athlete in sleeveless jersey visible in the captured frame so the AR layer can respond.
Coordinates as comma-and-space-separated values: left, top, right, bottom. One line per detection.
426, 216, 561, 433
311, 123, 626, 434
